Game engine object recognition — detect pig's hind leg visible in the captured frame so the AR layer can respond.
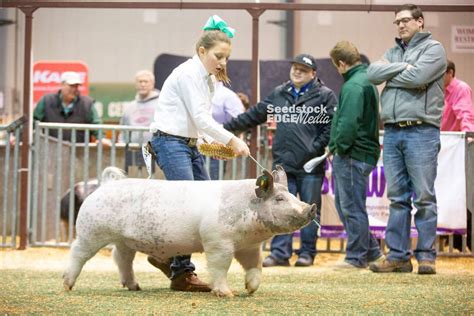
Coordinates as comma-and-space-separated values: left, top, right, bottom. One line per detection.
234, 244, 262, 294
112, 242, 140, 291
63, 237, 108, 291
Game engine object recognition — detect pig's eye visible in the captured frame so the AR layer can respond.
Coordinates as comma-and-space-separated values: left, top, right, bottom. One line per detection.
275, 195, 285, 202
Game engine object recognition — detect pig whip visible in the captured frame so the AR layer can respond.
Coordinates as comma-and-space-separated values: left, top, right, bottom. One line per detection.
142, 142, 266, 179
197, 143, 266, 171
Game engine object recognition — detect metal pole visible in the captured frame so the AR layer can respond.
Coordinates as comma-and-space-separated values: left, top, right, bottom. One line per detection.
247, 8, 265, 179
18, 6, 37, 250
285, 0, 294, 59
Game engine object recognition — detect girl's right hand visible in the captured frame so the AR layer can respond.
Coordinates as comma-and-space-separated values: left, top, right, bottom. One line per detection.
227, 136, 250, 157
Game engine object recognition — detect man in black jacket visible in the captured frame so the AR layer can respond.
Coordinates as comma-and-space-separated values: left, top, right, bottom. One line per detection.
224, 54, 337, 267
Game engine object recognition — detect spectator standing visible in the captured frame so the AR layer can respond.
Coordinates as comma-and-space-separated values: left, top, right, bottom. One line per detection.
328, 41, 384, 269
33, 71, 102, 142
441, 59, 474, 251
120, 70, 159, 143
441, 60, 474, 141
119, 70, 159, 172
225, 54, 337, 267
367, 3, 447, 274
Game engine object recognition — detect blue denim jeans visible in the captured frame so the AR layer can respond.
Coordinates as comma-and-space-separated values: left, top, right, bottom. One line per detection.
269, 173, 323, 261
151, 134, 210, 279
209, 158, 226, 180
333, 155, 382, 267
383, 125, 440, 262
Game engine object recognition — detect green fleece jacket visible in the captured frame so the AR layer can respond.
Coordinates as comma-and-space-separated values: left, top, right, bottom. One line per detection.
329, 64, 380, 166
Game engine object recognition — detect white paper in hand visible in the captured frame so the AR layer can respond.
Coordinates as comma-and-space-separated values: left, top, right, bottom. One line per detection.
303, 152, 328, 173
142, 144, 154, 179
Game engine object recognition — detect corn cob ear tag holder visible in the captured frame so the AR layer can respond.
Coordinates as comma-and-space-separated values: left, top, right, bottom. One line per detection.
255, 169, 274, 199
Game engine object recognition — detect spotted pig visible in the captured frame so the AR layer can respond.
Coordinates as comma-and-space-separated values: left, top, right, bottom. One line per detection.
63, 166, 316, 297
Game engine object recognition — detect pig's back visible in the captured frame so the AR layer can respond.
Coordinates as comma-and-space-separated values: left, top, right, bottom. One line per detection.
75, 178, 255, 240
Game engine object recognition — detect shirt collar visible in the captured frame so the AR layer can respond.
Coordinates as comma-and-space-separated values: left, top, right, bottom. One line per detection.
401, 41, 409, 50
445, 78, 459, 96
135, 89, 160, 102
58, 91, 77, 109
395, 32, 431, 50
342, 64, 365, 82
290, 80, 312, 99
192, 55, 210, 81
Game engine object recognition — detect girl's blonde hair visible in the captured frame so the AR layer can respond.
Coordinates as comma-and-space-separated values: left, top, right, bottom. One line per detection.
195, 30, 232, 84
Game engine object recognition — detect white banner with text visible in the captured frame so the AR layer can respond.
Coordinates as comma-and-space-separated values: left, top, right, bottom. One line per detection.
320, 133, 466, 238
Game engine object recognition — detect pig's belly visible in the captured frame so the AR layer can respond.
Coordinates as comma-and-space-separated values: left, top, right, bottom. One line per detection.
122, 238, 205, 259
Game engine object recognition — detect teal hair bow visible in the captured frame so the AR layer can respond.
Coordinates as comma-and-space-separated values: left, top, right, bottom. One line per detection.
203, 15, 235, 38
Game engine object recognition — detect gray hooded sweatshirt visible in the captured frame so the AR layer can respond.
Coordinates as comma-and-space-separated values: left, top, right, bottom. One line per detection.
367, 32, 446, 127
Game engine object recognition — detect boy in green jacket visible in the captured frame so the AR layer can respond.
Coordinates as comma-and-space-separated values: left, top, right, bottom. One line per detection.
329, 41, 383, 269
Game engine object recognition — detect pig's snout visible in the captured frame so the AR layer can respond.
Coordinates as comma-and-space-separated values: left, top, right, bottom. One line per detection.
306, 203, 317, 220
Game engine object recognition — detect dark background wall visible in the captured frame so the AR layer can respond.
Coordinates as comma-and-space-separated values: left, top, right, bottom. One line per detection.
154, 54, 370, 102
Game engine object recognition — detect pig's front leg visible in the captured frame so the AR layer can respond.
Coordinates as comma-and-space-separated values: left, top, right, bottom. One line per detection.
203, 239, 234, 297
234, 244, 262, 294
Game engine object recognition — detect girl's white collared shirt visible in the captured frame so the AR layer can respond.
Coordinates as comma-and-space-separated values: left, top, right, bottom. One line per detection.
150, 55, 234, 145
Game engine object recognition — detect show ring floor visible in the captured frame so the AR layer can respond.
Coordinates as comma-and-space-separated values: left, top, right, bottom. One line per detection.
1, 247, 473, 276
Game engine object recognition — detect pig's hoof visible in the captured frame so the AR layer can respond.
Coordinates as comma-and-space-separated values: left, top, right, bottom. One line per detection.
245, 280, 259, 294
212, 288, 234, 298
127, 283, 141, 291
62, 274, 74, 291
245, 269, 261, 294
63, 280, 73, 291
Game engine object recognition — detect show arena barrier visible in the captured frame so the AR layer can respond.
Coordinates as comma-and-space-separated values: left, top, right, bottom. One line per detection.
0, 121, 472, 257
0, 116, 26, 248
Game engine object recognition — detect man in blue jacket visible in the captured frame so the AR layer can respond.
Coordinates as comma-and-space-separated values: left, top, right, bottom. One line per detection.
224, 54, 337, 267
367, 3, 447, 275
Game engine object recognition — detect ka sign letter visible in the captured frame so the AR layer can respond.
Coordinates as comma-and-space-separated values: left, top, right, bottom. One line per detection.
33, 61, 89, 106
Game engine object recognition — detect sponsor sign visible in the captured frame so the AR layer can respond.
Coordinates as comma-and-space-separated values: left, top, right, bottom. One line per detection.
451, 25, 474, 53
88, 83, 136, 122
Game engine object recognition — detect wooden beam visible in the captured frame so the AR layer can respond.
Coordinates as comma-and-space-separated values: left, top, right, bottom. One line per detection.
2, 1, 473, 12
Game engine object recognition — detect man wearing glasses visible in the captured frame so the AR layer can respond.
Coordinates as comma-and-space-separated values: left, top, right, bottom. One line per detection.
367, 4, 447, 275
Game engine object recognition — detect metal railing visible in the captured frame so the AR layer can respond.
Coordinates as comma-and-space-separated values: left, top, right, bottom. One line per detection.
28, 122, 271, 247
0, 116, 26, 248
0, 120, 469, 257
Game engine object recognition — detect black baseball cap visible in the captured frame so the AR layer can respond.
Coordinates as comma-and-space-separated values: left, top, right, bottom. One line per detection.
292, 54, 317, 71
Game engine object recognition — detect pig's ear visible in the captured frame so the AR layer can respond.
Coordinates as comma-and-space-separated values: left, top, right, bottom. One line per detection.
272, 165, 288, 187
255, 169, 274, 199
